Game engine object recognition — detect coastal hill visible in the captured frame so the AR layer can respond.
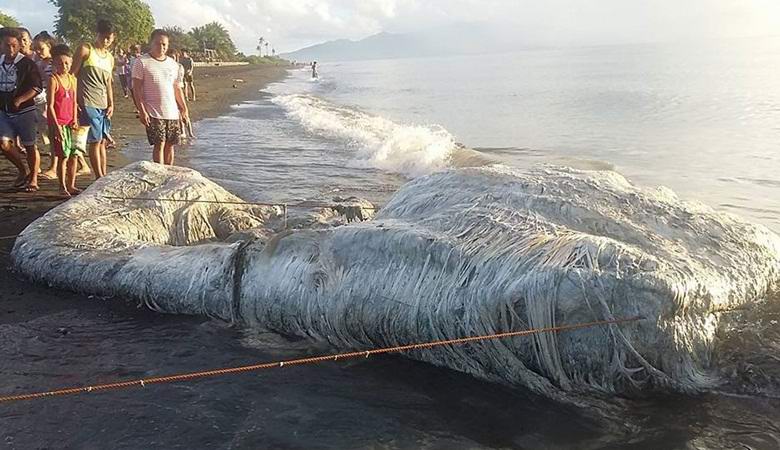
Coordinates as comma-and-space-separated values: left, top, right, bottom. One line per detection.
281, 23, 529, 62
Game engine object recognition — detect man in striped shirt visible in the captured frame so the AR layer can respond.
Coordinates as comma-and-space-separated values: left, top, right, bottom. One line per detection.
131, 29, 189, 165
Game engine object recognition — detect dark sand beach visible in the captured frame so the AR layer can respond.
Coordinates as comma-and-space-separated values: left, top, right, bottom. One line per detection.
0, 63, 287, 327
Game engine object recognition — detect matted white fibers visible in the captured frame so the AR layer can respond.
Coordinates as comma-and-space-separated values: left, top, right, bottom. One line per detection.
12, 162, 780, 400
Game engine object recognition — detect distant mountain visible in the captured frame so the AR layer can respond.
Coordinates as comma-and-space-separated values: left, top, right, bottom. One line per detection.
282, 24, 534, 62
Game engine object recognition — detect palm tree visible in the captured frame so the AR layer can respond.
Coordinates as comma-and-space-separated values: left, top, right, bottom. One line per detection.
189, 22, 236, 60
257, 37, 265, 56
272, 48, 276, 56
265, 42, 269, 56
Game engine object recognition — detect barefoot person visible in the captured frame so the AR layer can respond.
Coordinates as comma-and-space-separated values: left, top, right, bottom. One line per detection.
0, 28, 42, 191
33, 31, 58, 180
34, 32, 90, 180
72, 19, 115, 179
47, 44, 81, 197
114, 48, 129, 98
180, 49, 195, 101
131, 29, 189, 166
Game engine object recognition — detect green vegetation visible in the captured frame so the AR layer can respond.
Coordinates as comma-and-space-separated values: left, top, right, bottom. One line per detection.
241, 55, 288, 65
188, 22, 236, 60
49, 0, 154, 48
27, 2, 269, 63
0, 10, 20, 27
162, 25, 198, 52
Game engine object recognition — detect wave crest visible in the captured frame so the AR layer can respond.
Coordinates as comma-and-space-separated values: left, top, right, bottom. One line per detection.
273, 94, 458, 177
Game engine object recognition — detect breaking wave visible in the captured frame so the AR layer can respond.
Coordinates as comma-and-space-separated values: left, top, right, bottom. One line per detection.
272, 94, 464, 177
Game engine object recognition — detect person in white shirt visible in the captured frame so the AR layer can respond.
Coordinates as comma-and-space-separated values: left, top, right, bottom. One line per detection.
131, 29, 189, 165
127, 44, 141, 99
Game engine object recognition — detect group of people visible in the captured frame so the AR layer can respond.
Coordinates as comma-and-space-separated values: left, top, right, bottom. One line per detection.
0, 20, 195, 197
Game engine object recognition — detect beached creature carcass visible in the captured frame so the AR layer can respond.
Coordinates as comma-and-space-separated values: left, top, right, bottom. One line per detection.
11, 161, 780, 401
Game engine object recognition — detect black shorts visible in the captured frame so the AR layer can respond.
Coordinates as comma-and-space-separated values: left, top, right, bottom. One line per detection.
146, 117, 181, 146
183, 73, 194, 83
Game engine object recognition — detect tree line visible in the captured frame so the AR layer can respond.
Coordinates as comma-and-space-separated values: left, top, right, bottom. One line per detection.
50, 0, 239, 59
0, 10, 20, 27
2, 1, 262, 62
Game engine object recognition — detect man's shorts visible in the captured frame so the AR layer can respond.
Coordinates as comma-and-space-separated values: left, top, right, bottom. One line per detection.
183, 73, 194, 83
50, 125, 83, 158
79, 106, 112, 144
0, 110, 38, 146
146, 118, 181, 146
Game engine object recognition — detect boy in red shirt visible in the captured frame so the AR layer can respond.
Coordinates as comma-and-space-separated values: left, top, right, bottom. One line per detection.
47, 44, 80, 197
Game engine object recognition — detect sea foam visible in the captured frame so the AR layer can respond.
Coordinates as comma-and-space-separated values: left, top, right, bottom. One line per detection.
273, 94, 458, 177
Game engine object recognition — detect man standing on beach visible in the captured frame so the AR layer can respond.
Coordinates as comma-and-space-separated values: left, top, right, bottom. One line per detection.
0, 27, 43, 191
131, 29, 189, 166
180, 49, 195, 102
72, 20, 115, 179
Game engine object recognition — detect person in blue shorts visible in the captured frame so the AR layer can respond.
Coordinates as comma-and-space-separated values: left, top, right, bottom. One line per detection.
71, 19, 115, 179
0, 27, 43, 191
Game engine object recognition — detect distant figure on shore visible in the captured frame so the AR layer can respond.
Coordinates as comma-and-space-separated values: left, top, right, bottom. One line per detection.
115, 48, 129, 98
127, 44, 141, 118
0, 27, 43, 191
312, 61, 318, 79
47, 44, 81, 197
180, 49, 195, 101
127, 44, 141, 93
131, 29, 189, 166
72, 19, 116, 180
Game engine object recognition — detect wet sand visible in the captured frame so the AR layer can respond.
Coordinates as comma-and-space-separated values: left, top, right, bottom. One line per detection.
0, 63, 288, 326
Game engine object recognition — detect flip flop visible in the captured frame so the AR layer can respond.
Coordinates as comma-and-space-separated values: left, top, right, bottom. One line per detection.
23, 185, 39, 193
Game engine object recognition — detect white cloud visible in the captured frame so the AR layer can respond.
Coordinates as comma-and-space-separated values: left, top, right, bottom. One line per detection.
5, 0, 780, 54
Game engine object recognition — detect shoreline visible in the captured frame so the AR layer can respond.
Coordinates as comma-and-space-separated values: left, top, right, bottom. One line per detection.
0, 63, 289, 325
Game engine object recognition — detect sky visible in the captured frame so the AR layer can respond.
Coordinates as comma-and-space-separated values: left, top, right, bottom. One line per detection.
3, 0, 780, 54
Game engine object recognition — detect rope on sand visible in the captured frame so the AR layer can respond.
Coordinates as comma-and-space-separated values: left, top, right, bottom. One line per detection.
0, 316, 642, 404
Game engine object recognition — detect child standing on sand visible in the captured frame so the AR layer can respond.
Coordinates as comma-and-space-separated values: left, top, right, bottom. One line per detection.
47, 44, 81, 197
33, 31, 57, 180
72, 19, 115, 180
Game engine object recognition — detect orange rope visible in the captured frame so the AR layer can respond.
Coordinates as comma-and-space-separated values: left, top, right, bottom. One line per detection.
0, 316, 640, 404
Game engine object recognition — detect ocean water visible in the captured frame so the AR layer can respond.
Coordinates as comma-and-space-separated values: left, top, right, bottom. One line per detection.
14, 39, 779, 448
133, 37, 780, 233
